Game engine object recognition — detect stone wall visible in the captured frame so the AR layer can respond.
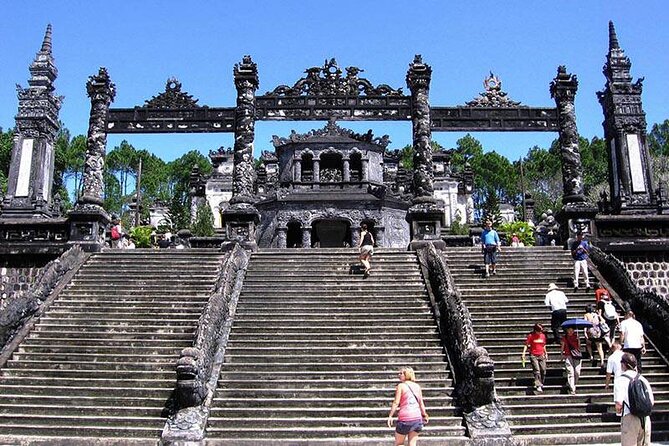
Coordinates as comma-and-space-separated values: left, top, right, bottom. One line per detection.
0, 257, 54, 311
619, 252, 669, 298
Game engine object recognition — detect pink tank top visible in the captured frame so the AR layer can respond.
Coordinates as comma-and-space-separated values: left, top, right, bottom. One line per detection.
397, 381, 423, 421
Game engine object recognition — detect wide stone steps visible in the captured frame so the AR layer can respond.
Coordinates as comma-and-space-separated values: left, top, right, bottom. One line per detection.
206, 249, 467, 443
0, 250, 225, 442
443, 245, 669, 444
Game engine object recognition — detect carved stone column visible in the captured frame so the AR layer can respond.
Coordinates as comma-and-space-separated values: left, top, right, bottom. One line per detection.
375, 226, 385, 248
313, 159, 320, 183
2, 25, 62, 219
276, 226, 287, 249
343, 158, 350, 183
222, 56, 260, 251
361, 159, 369, 182
550, 66, 585, 205
550, 65, 597, 242
68, 67, 116, 252
302, 226, 312, 249
405, 55, 444, 249
294, 158, 302, 183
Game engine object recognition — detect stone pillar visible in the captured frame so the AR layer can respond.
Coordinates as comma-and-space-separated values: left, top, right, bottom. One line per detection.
351, 227, 361, 248
313, 159, 320, 183
597, 21, 658, 214
550, 65, 585, 205
2, 25, 62, 219
405, 55, 444, 249
361, 159, 369, 182
67, 67, 116, 252
79, 68, 115, 208
222, 56, 260, 251
294, 158, 302, 182
276, 226, 287, 249
375, 226, 385, 248
302, 226, 312, 249
343, 158, 350, 182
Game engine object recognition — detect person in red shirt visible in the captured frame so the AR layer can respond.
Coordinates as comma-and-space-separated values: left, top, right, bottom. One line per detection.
594, 284, 610, 303
562, 326, 582, 394
522, 323, 548, 393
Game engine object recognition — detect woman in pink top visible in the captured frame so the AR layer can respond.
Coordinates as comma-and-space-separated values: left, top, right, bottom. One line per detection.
387, 366, 429, 446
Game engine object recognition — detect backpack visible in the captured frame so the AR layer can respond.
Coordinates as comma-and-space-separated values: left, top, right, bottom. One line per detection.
623, 373, 653, 421
587, 316, 602, 339
111, 225, 121, 240
603, 301, 617, 320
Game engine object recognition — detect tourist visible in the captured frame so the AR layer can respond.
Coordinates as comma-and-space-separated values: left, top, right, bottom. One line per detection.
480, 220, 501, 277
110, 218, 124, 249
598, 292, 619, 347
545, 283, 569, 343
620, 311, 646, 373
614, 353, 654, 445
387, 366, 429, 446
522, 323, 548, 393
594, 283, 610, 303
562, 326, 582, 395
122, 233, 136, 249
570, 231, 591, 292
511, 233, 521, 247
358, 224, 374, 277
583, 304, 605, 366
605, 341, 624, 390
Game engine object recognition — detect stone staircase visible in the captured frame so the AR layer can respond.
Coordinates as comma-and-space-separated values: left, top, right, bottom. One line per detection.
0, 249, 225, 444
206, 248, 469, 445
444, 246, 669, 445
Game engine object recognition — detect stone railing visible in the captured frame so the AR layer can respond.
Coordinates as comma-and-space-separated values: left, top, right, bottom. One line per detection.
162, 243, 249, 443
590, 245, 669, 358
0, 245, 89, 365
416, 243, 513, 444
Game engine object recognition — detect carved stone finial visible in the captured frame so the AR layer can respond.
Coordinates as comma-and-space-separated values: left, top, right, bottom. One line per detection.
608, 21, 620, 50
143, 77, 199, 108
41, 24, 53, 54
86, 67, 116, 102
466, 72, 520, 107
234, 55, 259, 90
266, 58, 402, 97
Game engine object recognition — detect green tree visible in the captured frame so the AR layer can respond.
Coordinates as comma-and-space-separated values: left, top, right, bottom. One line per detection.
481, 187, 503, 226
192, 202, 215, 236
648, 119, 669, 157
165, 150, 212, 231
0, 128, 13, 194
522, 144, 562, 218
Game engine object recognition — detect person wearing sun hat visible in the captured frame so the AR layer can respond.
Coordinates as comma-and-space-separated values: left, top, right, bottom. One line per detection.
545, 282, 569, 343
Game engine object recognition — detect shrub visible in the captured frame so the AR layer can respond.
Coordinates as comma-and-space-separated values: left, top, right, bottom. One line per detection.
498, 221, 535, 246
130, 225, 154, 248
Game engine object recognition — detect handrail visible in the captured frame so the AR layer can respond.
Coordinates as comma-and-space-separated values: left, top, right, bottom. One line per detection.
416, 243, 513, 444
589, 245, 669, 360
162, 243, 249, 443
0, 246, 89, 368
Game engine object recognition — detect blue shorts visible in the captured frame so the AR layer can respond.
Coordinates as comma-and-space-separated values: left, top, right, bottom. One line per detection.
483, 245, 498, 265
396, 419, 424, 435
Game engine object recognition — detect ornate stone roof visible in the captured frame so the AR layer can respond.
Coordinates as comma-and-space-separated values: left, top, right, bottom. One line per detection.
271, 119, 390, 148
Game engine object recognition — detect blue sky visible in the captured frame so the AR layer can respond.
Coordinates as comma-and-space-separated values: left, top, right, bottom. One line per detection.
1, 1, 667, 162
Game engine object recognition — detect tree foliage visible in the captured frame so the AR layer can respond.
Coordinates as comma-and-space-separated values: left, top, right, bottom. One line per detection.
0, 128, 13, 194
192, 202, 215, 237
648, 119, 669, 157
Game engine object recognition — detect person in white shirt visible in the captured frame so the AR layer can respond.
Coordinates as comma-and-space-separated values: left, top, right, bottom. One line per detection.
614, 353, 654, 446
605, 341, 624, 390
620, 311, 646, 373
544, 283, 569, 343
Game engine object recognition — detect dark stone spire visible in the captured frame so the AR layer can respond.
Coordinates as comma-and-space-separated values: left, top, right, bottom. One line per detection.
608, 21, 619, 51
41, 24, 53, 53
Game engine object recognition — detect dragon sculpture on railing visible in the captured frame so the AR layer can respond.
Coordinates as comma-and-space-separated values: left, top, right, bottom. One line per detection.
417, 243, 514, 444
163, 243, 249, 443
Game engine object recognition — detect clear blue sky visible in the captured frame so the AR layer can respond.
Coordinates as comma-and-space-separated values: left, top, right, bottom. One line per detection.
1, 1, 667, 162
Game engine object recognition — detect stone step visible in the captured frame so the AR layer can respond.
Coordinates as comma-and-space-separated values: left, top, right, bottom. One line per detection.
227, 339, 441, 348
6, 360, 176, 371
23, 336, 193, 347
212, 396, 455, 408
0, 394, 168, 407
0, 376, 174, 388
202, 425, 466, 440
37, 316, 196, 325
2, 368, 176, 379
0, 404, 164, 417
0, 385, 172, 398
0, 424, 161, 440
207, 406, 459, 418
218, 370, 450, 380
215, 387, 451, 399
225, 346, 443, 356
241, 277, 424, 284
228, 332, 439, 342
11, 352, 179, 363
238, 293, 428, 300
49, 303, 204, 312
205, 416, 462, 429
31, 324, 196, 335
228, 325, 438, 335
224, 353, 446, 364
218, 378, 453, 390
16, 345, 184, 356
218, 361, 449, 373
44, 309, 202, 318
235, 304, 428, 312
58, 291, 209, 298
